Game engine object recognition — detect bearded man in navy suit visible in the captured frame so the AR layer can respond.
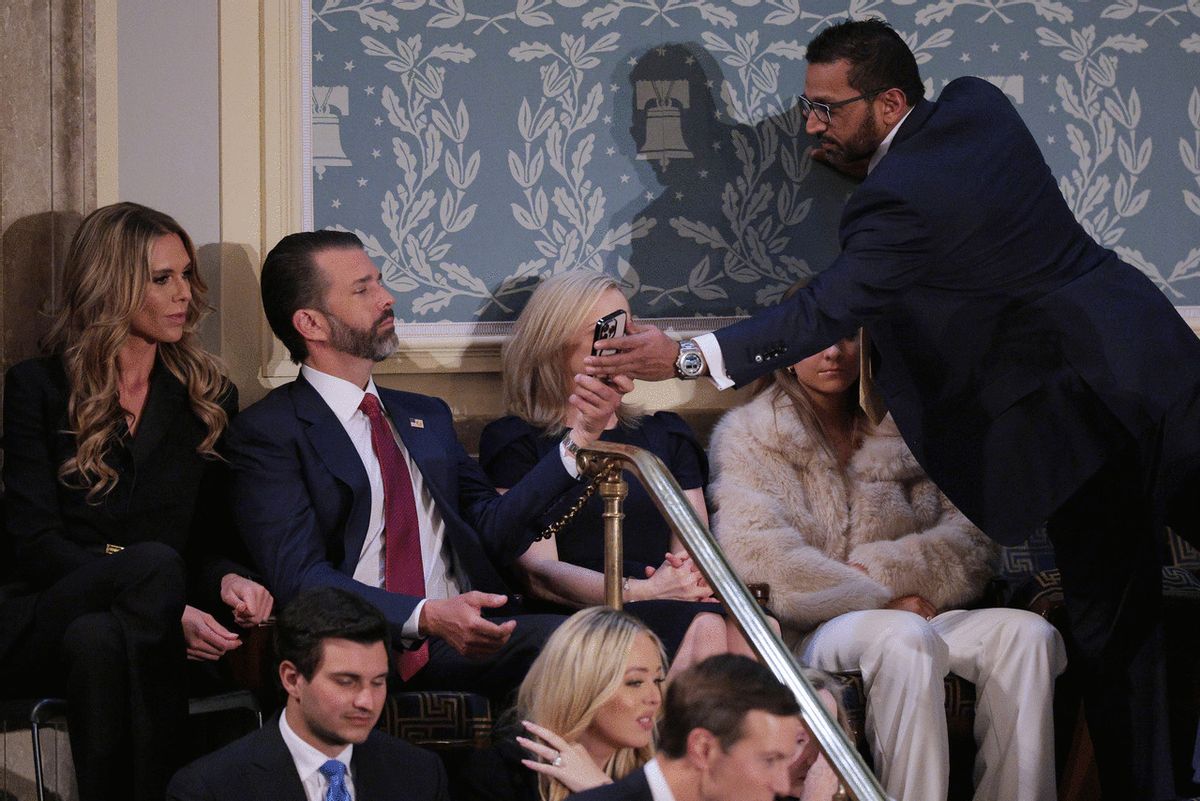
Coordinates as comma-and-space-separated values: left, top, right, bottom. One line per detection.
588, 18, 1200, 801
227, 229, 628, 701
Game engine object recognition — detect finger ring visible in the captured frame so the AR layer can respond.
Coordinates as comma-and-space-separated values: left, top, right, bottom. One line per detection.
552, 754, 563, 767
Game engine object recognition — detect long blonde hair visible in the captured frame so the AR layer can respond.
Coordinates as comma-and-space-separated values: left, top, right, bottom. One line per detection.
502, 270, 639, 434
43, 202, 229, 500
516, 607, 667, 801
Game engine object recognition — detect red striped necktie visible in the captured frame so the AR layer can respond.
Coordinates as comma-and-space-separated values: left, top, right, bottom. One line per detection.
358, 392, 429, 680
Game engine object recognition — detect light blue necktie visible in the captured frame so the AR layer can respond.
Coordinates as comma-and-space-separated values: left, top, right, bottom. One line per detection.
319, 759, 351, 801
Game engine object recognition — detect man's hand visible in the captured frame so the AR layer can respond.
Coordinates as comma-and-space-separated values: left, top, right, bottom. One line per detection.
583, 318, 680, 382
568, 373, 633, 446
419, 592, 516, 658
884, 594, 938, 620
219, 573, 275, 626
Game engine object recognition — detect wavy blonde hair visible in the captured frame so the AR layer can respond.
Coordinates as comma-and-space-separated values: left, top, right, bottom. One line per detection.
43, 202, 229, 500
502, 270, 639, 434
516, 607, 667, 801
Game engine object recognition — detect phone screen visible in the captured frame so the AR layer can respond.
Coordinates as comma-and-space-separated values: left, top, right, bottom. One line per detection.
592, 310, 628, 358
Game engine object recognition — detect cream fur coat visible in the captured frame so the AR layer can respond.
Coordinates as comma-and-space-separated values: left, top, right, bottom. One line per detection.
709, 389, 998, 648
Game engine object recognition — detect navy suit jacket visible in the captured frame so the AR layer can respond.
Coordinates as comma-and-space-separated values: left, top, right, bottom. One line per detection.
567, 767, 653, 801
166, 714, 448, 801
715, 77, 1200, 544
226, 376, 577, 632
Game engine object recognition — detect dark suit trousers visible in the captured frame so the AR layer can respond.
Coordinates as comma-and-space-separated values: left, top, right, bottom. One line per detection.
404, 613, 563, 706
0, 542, 188, 801
1047, 450, 1175, 801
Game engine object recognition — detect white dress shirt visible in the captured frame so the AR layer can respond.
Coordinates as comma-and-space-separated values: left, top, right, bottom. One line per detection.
301, 365, 461, 638
643, 759, 678, 801
279, 707, 357, 801
695, 106, 915, 388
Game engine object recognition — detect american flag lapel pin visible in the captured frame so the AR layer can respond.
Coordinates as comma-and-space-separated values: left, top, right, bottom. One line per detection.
409, 418, 424, 429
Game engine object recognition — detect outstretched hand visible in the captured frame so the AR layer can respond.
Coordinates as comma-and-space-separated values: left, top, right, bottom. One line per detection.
517, 720, 613, 793
583, 318, 679, 382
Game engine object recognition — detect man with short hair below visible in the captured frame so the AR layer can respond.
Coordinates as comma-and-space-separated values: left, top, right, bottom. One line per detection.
227, 230, 628, 700
167, 586, 448, 800
566, 654, 802, 801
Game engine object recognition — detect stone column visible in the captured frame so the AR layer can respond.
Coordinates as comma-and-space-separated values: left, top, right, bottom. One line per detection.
0, 0, 96, 381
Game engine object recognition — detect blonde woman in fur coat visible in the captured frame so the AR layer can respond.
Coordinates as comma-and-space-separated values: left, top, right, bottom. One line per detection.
708, 332, 1067, 801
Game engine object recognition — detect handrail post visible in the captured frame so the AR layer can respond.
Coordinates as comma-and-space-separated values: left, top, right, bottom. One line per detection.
572, 441, 888, 801
598, 462, 628, 609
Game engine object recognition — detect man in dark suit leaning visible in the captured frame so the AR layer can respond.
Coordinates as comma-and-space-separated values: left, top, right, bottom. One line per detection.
227, 230, 628, 699
587, 18, 1200, 800
168, 586, 448, 800
567, 655, 801, 801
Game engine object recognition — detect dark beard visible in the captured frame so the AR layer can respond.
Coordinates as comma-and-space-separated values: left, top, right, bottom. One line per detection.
324, 309, 398, 362
823, 106, 883, 167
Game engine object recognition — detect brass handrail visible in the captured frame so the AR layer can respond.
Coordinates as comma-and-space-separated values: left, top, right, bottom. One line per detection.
575, 440, 888, 801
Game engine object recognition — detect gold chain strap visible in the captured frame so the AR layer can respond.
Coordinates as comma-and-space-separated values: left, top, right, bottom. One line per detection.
535, 472, 603, 541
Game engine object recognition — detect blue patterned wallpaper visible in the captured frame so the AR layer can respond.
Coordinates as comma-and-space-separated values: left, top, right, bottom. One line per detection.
308, 0, 1200, 324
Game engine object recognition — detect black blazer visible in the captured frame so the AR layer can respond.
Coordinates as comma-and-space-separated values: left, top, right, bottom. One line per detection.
714, 77, 1200, 544
1, 356, 246, 656
225, 376, 579, 635
566, 767, 652, 801
166, 713, 449, 800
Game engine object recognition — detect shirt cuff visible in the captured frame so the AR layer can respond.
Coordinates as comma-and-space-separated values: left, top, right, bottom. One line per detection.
559, 438, 582, 479
694, 333, 734, 390
401, 598, 426, 641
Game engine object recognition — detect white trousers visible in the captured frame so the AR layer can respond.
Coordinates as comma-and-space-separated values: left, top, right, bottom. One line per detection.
800, 607, 1067, 801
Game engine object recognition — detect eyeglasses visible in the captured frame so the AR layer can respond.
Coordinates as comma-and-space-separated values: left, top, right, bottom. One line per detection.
797, 88, 888, 124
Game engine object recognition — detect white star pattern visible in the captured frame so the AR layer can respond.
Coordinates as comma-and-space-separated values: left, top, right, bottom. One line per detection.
371, 148, 381, 158
620, 174, 630, 183
990, 43, 1000, 53
345, 61, 355, 72
1039, 75, 1049, 84
1020, 51, 1030, 61
365, 86, 375, 96
331, 199, 341, 208
712, 141, 721, 151
1046, 135, 1056, 145
1048, 105, 1056, 113
603, 115, 612, 124
685, 56, 695, 65
606, 146, 616, 156
644, 191, 654, 201
315, 52, 324, 62
675, 191, 684, 200
705, 79, 714, 89
357, 177, 368, 187
698, 169, 708, 178
610, 83, 619, 92
960, 52, 971, 63
627, 57, 637, 66
374, 117, 383, 126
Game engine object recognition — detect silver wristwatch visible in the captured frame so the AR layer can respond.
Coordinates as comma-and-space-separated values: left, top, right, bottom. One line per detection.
674, 339, 707, 379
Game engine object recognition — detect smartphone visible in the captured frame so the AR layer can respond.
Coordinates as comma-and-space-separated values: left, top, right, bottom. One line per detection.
591, 309, 628, 358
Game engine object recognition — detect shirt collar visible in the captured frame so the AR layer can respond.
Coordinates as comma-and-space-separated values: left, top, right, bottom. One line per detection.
867, 105, 915, 175
301, 363, 381, 424
279, 707, 353, 783
643, 759, 678, 801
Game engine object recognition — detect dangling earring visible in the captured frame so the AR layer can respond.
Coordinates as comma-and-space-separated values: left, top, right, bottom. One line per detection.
786, 366, 797, 378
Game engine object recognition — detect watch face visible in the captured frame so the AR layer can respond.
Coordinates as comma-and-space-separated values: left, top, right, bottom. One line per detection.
679, 352, 704, 375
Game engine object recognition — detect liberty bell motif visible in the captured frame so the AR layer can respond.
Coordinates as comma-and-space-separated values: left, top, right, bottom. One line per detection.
636, 79, 693, 169
312, 86, 352, 179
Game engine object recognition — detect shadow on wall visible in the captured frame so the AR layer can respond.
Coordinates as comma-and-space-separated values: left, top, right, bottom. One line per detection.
1, 211, 83, 372
196, 241, 272, 407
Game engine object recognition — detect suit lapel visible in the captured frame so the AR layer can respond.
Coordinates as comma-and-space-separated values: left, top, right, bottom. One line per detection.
249, 717, 309, 798
292, 377, 373, 572
130, 360, 189, 464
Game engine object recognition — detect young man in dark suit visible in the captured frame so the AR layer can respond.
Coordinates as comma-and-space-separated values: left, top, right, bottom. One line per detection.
567, 655, 801, 801
167, 586, 447, 800
226, 230, 628, 700
586, 18, 1199, 800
